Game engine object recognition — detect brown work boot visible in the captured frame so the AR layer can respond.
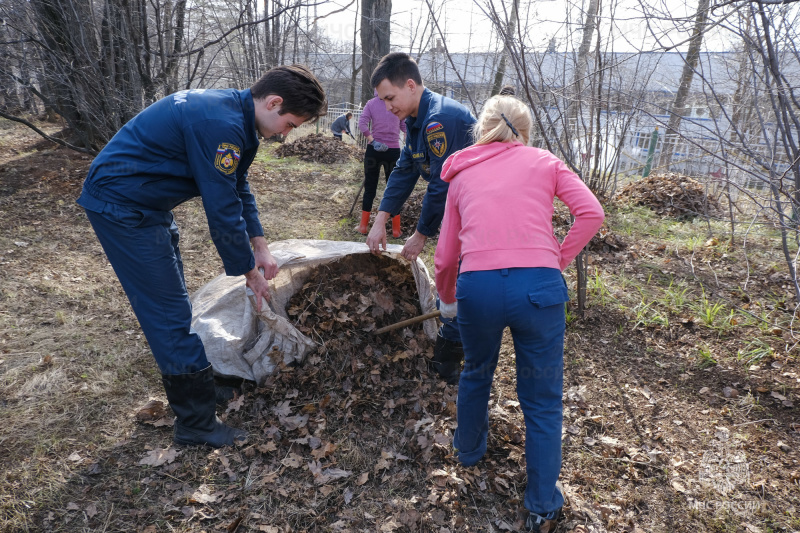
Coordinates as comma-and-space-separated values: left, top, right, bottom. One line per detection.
525, 508, 561, 533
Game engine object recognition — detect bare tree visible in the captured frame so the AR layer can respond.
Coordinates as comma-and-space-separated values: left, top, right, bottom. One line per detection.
489, 0, 518, 96
0, 0, 328, 150
360, 0, 391, 104
659, 0, 711, 169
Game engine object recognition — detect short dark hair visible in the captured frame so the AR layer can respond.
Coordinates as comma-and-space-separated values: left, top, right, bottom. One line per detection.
499, 85, 516, 96
345, 112, 353, 119
370, 52, 423, 89
251, 65, 327, 120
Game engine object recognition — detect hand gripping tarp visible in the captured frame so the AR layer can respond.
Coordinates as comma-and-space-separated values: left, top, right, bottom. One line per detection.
190, 239, 438, 384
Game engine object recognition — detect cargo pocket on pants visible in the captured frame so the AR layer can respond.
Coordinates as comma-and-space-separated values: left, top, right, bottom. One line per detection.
528, 280, 569, 308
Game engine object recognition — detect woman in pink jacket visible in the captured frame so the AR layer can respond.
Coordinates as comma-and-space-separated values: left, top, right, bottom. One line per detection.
434, 95, 604, 533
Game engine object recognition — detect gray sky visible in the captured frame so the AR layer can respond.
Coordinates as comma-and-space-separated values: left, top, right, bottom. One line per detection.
314, 0, 731, 54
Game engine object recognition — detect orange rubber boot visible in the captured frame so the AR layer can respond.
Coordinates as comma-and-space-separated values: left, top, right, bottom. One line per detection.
358, 211, 370, 234
392, 215, 401, 238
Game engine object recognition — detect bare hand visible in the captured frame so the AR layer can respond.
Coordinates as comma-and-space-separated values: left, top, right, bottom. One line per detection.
366, 213, 389, 255
245, 239, 277, 313
245, 267, 272, 312
254, 248, 279, 280
401, 231, 427, 262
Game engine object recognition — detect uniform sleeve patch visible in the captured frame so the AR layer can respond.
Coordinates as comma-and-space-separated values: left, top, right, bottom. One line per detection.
426, 122, 444, 134
427, 130, 447, 158
215, 143, 241, 174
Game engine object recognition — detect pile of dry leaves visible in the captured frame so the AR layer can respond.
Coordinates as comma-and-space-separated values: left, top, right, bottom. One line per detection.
398, 190, 425, 237
216, 254, 496, 529
616, 172, 720, 219
552, 201, 626, 255
276, 133, 363, 164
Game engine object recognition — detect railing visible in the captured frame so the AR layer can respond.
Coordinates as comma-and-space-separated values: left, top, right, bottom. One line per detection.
285, 103, 368, 149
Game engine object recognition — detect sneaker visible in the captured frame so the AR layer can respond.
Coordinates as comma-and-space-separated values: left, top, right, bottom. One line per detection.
525, 508, 561, 533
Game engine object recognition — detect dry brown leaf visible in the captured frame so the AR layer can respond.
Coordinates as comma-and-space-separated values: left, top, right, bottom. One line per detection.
189, 484, 217, 504
135, 400, 167, 422
257, 442, 278, 454
138, 447, 180, 467
281, 453, 303, 468
226, 394, 245, 413
279, 414, 308, 431
311, 442, 336, 460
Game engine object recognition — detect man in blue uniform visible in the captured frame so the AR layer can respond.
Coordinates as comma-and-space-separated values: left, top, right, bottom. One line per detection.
365, 52, 476, 384
330, 112, 354, 141
78, 65, 327, 447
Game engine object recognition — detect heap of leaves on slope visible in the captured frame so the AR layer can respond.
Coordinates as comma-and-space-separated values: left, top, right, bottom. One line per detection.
213, 253, 546, 531
616, 172, 720, 220
397, 189, 426, 237
275, 133, 363, 164
552, 201, 626, 255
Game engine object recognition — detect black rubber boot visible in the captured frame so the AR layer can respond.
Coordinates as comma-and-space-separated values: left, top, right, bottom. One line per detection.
431, 334, 464, 385
162, 366, 247, 448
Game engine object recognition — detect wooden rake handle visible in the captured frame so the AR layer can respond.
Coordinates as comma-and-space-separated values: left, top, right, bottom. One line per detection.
373, 310, 441, 335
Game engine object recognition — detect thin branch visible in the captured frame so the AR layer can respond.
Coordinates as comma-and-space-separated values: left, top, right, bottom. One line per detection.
0, 110, 96, 155
422, 0, 478, 115
175, 1, 325, 58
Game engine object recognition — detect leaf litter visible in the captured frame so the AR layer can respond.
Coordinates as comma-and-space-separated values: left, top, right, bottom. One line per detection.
2, 130, 798, 532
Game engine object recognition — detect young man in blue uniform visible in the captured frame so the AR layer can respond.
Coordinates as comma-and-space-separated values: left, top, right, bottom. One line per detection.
330, 112, 354, 141
365, 52, 476, 384
78, 65, 327, 447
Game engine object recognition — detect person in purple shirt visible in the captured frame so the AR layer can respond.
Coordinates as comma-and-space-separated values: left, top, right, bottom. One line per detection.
356, 92, 407, 235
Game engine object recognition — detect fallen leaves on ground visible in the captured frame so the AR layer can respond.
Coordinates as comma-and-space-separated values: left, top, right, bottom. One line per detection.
616, 172, 721, 219
276, 133, 363, 164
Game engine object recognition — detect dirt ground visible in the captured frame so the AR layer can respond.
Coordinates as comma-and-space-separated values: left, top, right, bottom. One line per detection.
0, 119, 798, 533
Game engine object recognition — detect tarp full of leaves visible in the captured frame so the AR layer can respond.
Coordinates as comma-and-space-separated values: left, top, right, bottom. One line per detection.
275, 133, 363, 164
616, 172, 720, 220
211, 252, 545, 530
286, 253, 428, 348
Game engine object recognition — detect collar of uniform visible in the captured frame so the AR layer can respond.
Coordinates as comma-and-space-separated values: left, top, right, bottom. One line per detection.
408, 87, 433, 131
240, 88, 258, 146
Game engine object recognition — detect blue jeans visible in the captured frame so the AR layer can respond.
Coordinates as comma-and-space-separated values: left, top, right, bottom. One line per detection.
85, 207, 209, 375
453, 267, 567, 515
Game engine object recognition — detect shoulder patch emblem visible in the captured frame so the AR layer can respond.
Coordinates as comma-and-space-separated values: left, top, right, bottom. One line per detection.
215, 143, 241, 174
427, 130, 447, 158
426, 121, 444, 134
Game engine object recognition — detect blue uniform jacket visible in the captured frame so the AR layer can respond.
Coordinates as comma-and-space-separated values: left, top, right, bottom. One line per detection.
378, 88, 476, 236
78, 88, 264, 276
330, 114, 352, 136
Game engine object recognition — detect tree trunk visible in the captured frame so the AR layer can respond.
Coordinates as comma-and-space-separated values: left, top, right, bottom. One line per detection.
563, 0, 599, 147
659, 0, 710, 170
0, 20, 23, 113
31, 0, 105, 147
490, 0, 518, 96
350, 0, 361, 104
360, 0, 391, 105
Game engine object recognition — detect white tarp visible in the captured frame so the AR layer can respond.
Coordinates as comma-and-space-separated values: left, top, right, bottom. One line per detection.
191, 239, 438, 384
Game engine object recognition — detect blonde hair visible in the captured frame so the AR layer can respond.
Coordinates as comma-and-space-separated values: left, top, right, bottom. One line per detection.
473, 95, 532, 146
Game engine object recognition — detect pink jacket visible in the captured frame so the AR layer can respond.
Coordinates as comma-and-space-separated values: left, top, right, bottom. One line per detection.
434, 141, 604, 304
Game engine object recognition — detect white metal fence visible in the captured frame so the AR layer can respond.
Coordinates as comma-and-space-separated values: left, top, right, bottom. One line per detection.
285, 103, 368, 149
